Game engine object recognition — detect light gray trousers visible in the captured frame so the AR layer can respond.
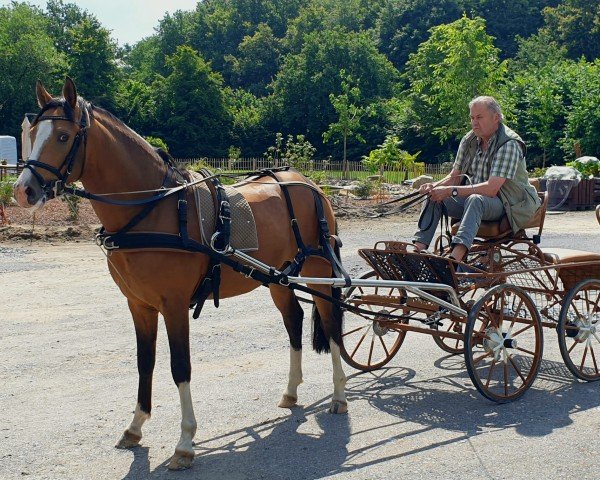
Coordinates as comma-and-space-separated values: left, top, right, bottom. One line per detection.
413, 194, 505, 249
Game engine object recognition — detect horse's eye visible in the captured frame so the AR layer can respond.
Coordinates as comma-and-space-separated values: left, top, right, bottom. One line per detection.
58, 133, 69, 143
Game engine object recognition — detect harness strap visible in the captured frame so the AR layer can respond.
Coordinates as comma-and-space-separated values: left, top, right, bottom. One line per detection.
188, 169, 232, 314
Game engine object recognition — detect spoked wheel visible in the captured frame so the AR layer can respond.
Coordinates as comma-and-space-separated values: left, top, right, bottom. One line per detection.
431, 316, 465, 354
465, 284, 543, 403
557, 279, 600, 381
340, 271, 407, 371
431, 287, 488, 355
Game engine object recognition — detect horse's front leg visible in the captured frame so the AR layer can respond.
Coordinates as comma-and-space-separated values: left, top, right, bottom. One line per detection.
270, 286, 304, 408
163, 302, 197, 471
116, 301, 158, 449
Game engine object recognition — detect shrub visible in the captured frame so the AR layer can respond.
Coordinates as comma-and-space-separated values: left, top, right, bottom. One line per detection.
354, 179, 374, 199
144, 136, 169, 152
0, 176, 17, 205
61, 194, 81, 221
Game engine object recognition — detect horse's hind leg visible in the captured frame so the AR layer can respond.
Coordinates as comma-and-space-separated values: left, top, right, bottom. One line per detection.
162, 302, 197, 471
116, 301, 158, 449
269, 285, 304, 408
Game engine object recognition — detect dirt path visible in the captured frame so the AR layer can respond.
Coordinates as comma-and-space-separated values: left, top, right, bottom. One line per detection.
1, 211, 599, 479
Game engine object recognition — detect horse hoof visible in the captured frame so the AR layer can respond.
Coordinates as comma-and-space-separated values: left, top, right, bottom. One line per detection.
329, 400, 348, 415
278, 394, 298, 408
115, 430, 141, 449
168, 451, 194, 470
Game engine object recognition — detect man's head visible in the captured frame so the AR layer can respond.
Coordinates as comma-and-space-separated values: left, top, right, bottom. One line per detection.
469, 96, 503, 140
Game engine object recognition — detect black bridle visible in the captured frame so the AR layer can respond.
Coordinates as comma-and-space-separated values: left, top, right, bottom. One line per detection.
24, 99, 89, 200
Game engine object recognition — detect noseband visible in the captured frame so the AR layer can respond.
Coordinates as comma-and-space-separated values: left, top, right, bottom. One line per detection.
25, 100, 89, 199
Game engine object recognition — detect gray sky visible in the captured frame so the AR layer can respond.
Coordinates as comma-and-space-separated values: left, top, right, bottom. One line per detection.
1, 0, 200, 46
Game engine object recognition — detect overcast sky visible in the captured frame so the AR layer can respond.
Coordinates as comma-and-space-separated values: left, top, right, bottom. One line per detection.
1, 0, 200, 46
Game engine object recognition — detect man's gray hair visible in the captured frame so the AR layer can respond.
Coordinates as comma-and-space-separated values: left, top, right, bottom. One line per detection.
469, 95, 504, 121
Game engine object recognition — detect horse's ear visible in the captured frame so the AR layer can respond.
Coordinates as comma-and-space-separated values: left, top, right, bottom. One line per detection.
36, 80, 53, 108
62, 76, 78, 109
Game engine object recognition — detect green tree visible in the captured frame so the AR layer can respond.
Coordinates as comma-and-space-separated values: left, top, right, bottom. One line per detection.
323, 71, 371, 177
269, 28, 398, 156
0, 3, 66, 140
561, 60, 600, 159
45, 1, 120, 106
224, 87, 268, 156
155, 46, 231, 157
541, 0, 600, 61
376, 0, 465, 72
510, 66, 568, 168
225, 23, 282, 96
469, 0, 560, 59
397, 15, 506, 161
363, 135, 420, 175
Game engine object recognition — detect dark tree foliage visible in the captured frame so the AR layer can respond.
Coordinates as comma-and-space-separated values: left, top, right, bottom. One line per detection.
541, 0, 600, 61
468, 0, 560, 59
268, 28, 399, 158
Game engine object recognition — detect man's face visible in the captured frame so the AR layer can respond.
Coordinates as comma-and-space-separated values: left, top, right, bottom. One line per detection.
470, 103, 500, 139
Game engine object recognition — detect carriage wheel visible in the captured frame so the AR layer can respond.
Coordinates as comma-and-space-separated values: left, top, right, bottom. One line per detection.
340, 271, 407, 371
431, 316, 465, 354
557, 279, 600, 381
464, 284, 543, 403
430, 285, 489, 355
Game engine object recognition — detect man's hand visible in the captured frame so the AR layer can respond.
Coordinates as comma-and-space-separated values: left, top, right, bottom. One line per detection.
428, 186, 451, 202
418, 182, 435, 194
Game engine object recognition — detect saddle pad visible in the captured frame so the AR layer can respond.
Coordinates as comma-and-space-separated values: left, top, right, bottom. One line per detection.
190, 172, 259, 251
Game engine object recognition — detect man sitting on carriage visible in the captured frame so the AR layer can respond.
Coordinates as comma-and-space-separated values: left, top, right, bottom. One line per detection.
412, 95, 541, 263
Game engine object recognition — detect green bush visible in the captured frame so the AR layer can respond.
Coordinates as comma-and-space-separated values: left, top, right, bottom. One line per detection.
144, 136, 169, 152
0, 176, 17, 205
61, 194, 81, 221
306, 170, 326, 185
566, 158, 599, 178
354, 179, 374, 199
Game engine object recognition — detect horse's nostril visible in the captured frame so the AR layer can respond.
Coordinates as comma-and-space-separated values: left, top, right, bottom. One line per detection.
25, 186, 33, 197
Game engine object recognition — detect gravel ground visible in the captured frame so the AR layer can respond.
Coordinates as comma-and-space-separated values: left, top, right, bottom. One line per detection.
0, 211, 599, 480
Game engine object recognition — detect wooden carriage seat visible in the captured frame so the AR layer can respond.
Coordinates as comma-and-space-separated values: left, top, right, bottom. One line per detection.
451, 191, 548, 241
542, 248, 600, 265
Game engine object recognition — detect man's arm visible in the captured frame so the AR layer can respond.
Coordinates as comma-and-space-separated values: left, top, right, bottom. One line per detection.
418, 168, 463, 194
428, 176, 505, 202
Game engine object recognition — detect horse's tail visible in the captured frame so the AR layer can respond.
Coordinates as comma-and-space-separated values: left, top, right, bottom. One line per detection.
312, 219, 344, 354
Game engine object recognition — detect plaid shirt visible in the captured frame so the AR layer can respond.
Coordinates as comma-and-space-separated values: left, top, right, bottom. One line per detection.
453, 132, 522, 184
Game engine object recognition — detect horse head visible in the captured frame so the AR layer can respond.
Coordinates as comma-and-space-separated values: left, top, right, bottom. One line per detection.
14, 77, 90, 208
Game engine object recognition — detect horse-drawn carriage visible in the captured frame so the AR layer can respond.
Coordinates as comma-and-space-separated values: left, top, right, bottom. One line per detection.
13, 77, 600, 469
340, 218, 600, 403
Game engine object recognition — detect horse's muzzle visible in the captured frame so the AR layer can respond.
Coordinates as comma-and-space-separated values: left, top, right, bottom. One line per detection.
13, 170, 45, 208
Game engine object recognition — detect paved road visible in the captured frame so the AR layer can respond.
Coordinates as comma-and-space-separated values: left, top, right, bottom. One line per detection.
0, 211, 598, 479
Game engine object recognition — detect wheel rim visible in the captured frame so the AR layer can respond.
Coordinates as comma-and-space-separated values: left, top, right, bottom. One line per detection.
432, 317, 465, 354
558, 279, 600, 381
465, 285, 543, 402
341, 272, 406, 371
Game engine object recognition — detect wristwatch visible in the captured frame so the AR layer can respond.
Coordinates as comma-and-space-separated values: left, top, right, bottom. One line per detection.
451, 187, 459, 198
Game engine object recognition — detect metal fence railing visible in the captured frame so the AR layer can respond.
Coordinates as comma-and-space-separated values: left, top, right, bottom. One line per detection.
174, 158, 451, 184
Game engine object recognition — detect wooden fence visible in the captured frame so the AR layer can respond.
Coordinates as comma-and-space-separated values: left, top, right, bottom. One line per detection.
174, 157, 451, 183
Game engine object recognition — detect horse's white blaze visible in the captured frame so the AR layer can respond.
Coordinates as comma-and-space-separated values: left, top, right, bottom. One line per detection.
284, 348, 303, 399
127, 403, 150, 437
329, 339, 347, 404
13, 121, 53, 208
175, 382, 197, 454
29, 120, 53, 161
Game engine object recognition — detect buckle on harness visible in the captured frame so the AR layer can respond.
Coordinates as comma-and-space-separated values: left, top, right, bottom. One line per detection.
219, 201, 231, 221
96, 234, 119, 250
51, 180, 63, 198
210, 232, 232, 254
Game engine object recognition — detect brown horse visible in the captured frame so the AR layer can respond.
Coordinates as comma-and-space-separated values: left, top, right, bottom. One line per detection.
13, 77, 347, 470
